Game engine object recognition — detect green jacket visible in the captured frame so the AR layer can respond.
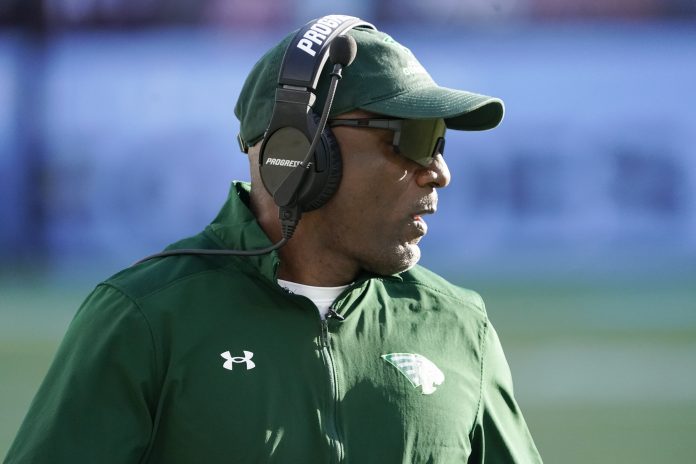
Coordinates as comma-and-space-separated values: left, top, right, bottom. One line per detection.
5, 182, 541, 464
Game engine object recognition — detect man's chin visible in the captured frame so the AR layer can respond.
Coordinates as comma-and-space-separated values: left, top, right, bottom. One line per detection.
363, 243, 421, 276
397, 243, 421, 273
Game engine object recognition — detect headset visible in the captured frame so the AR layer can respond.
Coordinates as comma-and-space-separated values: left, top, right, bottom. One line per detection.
134, 15, 375, 265
254, 14, 375, 240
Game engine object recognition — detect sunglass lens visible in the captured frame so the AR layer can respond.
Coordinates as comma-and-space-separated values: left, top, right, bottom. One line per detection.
399, 119, 446, 166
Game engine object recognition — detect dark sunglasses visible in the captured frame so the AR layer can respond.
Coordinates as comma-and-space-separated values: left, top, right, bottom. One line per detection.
328, 117, 446, 166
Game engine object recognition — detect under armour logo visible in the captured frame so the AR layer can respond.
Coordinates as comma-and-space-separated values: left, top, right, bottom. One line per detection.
221, 350, 255, 371
381, 353, 444, 395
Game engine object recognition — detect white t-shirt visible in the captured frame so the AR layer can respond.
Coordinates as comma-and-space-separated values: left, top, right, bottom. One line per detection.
277, 279, 349, 319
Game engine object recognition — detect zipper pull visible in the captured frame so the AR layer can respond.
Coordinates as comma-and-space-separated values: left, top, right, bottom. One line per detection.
326, 308, 345, 321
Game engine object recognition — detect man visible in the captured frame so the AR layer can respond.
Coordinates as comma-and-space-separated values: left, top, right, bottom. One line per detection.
5, 16, 541, 463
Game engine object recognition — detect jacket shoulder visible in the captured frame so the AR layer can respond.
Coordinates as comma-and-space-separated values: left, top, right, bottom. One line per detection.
395, 265, 488, 317
102, 229, 235, 302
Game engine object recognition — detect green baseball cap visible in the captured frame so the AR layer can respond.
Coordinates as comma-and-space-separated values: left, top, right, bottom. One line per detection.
235, 25, 504, 149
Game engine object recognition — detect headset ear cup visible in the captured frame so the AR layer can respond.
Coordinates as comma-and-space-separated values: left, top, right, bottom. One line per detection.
299, 122, 342, 212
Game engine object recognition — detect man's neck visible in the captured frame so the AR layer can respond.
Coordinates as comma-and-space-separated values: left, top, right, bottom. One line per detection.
249, 184, 360, 286
276, 240, 360, 287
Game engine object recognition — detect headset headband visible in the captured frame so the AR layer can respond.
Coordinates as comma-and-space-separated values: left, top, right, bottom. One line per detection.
278, 15, 375, 90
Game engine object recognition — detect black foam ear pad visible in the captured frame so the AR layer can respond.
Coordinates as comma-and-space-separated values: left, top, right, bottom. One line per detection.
299, 121, 342, 211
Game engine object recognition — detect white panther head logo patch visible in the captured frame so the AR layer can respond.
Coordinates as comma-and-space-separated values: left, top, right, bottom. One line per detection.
381, 353, 444, 395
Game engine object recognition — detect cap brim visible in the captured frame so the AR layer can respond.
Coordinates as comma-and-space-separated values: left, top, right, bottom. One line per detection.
359, 86, 504, 131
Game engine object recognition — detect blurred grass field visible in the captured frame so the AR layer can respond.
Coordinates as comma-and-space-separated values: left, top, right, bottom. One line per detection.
1, 269, 695, 462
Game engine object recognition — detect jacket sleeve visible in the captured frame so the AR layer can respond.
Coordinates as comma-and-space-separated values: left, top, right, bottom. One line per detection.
4, 284, 159, 464
468, 322, 543, 463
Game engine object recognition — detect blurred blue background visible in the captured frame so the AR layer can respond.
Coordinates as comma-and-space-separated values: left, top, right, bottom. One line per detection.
1, 0, 695, 462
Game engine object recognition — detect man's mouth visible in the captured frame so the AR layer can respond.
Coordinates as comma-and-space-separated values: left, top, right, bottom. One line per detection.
410, 208, 435, 235
412, 208, 435, 221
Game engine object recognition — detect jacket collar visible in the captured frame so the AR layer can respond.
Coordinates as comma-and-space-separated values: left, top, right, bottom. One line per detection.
205, 181, 281, 282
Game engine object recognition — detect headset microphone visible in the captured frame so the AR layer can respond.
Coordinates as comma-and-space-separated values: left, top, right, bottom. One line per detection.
330, 34, 358, 68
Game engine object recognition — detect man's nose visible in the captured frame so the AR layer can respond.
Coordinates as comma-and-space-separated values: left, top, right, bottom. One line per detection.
415, 154, 451, 189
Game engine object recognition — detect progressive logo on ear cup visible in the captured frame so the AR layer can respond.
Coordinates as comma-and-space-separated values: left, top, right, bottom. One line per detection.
260, 120, 342, 212
260, 126, 310, 197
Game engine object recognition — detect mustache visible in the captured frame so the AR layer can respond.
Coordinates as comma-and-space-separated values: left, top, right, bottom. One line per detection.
412, 192, 438, 214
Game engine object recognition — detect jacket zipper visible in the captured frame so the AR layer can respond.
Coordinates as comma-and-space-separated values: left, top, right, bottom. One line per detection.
320, 308, 344, 463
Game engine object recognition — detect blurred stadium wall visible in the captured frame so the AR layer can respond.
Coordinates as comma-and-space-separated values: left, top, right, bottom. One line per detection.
0, 0, 695, 275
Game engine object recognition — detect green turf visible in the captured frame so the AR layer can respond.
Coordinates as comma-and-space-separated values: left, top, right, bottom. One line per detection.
2, 274, 695, 462
1, 339, 63, 456
527, 403, 696, 463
